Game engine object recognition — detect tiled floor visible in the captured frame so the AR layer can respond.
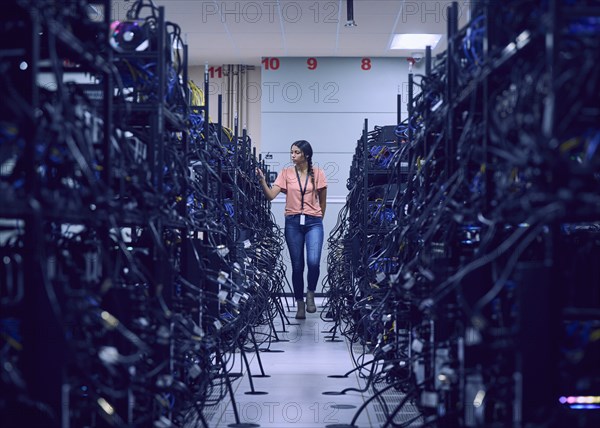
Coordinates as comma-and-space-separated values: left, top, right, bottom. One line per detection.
206, 298, 377, 428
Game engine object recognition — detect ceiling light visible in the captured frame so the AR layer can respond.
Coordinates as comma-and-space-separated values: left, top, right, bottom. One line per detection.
390, 34, 442, 50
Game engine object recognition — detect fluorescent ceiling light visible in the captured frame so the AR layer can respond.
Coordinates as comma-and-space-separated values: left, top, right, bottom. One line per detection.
390, 34, 442, 50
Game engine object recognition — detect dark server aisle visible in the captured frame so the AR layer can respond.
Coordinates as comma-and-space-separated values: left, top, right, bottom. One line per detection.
2, 1, 600, 428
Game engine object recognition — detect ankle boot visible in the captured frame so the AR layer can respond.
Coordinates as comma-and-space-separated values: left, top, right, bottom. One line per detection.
306, 291, 316, 313
295, 300, 306, 319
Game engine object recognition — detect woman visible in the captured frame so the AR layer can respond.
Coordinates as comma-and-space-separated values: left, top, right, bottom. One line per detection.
257, 140, 327, 319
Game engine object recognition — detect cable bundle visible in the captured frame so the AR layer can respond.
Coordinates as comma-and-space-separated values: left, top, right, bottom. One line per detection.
326, 1, 600, 427
0, 1, 285, 427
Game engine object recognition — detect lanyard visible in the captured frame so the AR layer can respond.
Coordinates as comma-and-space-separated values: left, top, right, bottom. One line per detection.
295, 167, 310, 213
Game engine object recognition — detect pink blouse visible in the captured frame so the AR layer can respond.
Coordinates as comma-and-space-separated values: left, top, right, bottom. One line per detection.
274, 167, 327, 217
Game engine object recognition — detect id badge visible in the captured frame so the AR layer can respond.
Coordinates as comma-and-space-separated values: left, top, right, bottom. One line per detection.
300, 214, 306, 225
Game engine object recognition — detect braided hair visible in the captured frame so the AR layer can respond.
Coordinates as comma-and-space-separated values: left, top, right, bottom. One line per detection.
292, 140, 316, 194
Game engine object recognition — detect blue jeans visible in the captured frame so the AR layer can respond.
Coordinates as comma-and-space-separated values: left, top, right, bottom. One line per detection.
284, 214, 324, 301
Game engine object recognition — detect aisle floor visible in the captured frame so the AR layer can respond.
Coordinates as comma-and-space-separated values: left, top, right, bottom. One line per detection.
206, 297, 374, 428
201, 297, 422, 428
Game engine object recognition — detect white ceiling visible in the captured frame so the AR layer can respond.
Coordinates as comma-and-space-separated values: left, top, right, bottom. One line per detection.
111, 0, 471, 66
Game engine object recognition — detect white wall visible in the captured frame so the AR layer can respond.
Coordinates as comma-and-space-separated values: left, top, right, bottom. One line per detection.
260, 57, 412, 294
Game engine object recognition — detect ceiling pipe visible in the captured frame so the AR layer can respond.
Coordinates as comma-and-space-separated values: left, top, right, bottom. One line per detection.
345, 0, 357, 27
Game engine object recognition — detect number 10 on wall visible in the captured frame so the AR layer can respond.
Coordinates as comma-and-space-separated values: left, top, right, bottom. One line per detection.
262, 57, 280, 70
